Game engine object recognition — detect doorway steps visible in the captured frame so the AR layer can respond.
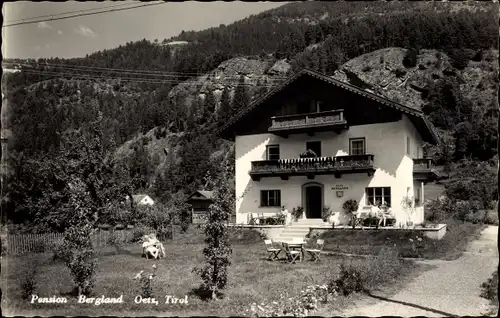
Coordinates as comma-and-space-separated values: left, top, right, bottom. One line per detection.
276, 218, 330, 242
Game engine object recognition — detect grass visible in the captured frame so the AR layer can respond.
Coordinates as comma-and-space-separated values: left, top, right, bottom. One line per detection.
0, 227, 423, 317
319, 219, 486, 260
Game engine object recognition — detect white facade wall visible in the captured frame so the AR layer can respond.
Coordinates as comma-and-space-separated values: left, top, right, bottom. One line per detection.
235, 116, 427, 225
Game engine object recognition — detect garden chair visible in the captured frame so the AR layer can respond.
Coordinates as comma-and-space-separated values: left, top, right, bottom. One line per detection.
282, 242, 301, 264
304, 239, 325, 262
264, 239, 281, 261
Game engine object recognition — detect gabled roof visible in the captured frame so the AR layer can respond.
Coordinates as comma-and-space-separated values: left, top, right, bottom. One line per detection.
131, 194, 151, 203
218, 68, 440, 145
187, 190, 214, 201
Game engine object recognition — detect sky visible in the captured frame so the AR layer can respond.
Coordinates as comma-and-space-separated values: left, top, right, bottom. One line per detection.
2, 1, 285, 59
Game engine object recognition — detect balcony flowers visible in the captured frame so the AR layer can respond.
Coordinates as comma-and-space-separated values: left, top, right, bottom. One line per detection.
299, 149, 317, 158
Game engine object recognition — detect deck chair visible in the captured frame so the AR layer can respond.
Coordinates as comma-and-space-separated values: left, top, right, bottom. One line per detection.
304, 239, 325, 262
282, 242, 301, 264
264, 239, 281, 261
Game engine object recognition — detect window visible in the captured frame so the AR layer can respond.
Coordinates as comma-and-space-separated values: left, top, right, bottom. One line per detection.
365, 187, 391, 206
416, 146, 420, 158
306, 141, 321, 157
266, 145, 280, 160
349, 138, 366, 155
406, 136, 411, 156
260, 190, 281, 207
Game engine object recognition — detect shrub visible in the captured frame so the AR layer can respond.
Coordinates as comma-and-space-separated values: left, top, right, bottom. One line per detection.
472, 50, 484, 62
107, 230, 124, 247
135, 264, 158, 298
483, 212, 499, 225
329, 262, 365, 296
448, 49, 474, 70
131, 225, 154, 243
394, 68, 407, 78
403, 48, 418, 68
361, 65, 372, 72
481, 271, 498, 301
51, 240, 71, 263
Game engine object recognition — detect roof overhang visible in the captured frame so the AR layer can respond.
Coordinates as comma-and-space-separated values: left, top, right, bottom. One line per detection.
217, 68, 440, 145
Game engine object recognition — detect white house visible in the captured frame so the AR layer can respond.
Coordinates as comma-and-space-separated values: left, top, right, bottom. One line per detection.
218, 68, 439, 227
127, 194, 155, 206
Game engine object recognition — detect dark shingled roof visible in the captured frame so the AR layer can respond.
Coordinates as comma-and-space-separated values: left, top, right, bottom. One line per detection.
218, 68, 440, 145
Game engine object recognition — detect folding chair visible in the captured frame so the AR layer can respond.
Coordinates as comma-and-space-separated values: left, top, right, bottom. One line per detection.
304, 239, 325, 262
264, 239, 281, 261
282, 242, 301, 264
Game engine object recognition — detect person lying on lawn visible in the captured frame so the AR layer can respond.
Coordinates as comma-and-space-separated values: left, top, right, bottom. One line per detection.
141, 234, 166, 259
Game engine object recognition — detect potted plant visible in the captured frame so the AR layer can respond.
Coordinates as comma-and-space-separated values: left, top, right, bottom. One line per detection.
342, 199, 359, 228
292, 206, 304, 222
322, 206, 333, 223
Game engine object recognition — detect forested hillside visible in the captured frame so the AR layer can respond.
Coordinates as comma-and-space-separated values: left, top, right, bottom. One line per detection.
2, 1, 498, 232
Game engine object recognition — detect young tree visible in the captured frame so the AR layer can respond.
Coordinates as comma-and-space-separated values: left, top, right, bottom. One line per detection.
193, 167, 233, 300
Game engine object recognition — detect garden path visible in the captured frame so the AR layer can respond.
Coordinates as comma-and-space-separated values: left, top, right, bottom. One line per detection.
337, 225, 498, 317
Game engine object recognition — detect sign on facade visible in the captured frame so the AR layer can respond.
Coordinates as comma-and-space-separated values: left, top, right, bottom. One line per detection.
332, 185, 348, 190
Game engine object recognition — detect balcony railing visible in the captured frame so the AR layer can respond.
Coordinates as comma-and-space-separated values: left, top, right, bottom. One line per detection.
413, 158, 434, 172
413, 158, 439, 181
249, 154, 375, 181
269, 110, 348, 136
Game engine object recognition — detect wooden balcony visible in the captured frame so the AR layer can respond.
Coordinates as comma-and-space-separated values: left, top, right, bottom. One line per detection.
249, 154, 375, 181
413, 158, 439, 182
268, 109, 348, 137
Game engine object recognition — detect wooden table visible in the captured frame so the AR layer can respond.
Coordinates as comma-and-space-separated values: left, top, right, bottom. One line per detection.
287, 242, 306, 261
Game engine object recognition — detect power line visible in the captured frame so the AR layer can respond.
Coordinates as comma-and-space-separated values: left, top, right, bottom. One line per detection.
5, 2, 140, 24
3, 61, 290, 79
3, 2, 168, 27
21, 70, 285, 87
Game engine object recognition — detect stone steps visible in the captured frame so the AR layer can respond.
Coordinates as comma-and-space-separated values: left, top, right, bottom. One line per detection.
275, 219, 331, 241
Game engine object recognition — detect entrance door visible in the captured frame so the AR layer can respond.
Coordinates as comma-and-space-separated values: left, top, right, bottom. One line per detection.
305, 186, 322, 218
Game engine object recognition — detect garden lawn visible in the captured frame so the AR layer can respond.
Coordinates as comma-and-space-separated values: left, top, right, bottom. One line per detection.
318, 219, 486, 260
0, 227, 421, 317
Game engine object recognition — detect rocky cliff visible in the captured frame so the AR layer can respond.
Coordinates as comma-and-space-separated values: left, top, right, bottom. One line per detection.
332, 47, 498, 112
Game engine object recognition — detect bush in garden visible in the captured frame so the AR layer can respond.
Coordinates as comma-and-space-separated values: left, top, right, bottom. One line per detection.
134, 264, 158, 298
480, 270, 498, 301
131, 225, 154, 243
329, 262, 365, 296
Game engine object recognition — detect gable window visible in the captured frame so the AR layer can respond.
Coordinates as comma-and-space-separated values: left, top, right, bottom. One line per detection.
306, 141, 321, 157
406, 136, 411, 156
349, 138, 366, 155
266, 145, 280, 160
365, 187, 391, 206
260, 190, 281, 207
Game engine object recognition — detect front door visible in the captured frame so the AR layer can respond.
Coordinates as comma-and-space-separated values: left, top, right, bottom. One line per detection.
305, 186, 322, 218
